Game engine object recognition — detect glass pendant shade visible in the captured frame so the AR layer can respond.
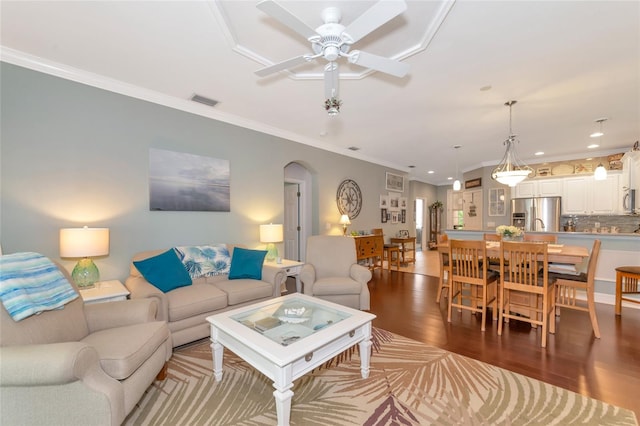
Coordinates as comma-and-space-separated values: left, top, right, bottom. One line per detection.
453, 179, 461, 191
594, 163, 607, 180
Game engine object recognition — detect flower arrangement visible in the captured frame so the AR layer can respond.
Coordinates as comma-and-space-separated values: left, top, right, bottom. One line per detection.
496, 225, 523, 238
431, 201, 443, 210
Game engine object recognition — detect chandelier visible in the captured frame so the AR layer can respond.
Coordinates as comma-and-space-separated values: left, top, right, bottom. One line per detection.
491, 100, 533, 187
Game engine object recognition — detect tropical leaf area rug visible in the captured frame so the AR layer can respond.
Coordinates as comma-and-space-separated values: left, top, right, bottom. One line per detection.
125, 328, 637, 426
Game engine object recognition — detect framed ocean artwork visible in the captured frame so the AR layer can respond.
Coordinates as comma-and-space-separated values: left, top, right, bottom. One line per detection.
149, 148, 230, 212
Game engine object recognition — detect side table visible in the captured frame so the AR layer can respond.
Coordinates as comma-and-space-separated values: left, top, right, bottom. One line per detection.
263, 259, 305, 293
79, 280, 130, 304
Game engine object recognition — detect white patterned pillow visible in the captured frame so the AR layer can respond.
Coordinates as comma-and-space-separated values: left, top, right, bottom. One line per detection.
174, 245, 231, 279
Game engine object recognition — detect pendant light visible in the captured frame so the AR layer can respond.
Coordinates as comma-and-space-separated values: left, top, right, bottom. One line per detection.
453, 145, 461, 191
593, 118, 608, 180
491, 100, 533, 187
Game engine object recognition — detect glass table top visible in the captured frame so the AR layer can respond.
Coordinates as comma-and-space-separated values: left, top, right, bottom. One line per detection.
231, 297, 352, 346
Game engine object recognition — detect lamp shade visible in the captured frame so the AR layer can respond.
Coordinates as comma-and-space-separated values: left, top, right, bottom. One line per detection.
60, 227, 110, 258
259, 224, 283, 243
339, 215, 351, 225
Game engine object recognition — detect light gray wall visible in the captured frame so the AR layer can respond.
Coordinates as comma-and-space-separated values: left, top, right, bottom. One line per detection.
1, 63, 437, 281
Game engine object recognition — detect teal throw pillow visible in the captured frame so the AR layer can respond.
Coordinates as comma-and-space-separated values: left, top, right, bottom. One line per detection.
228, 248, 267, 280
133, 249, 192, 293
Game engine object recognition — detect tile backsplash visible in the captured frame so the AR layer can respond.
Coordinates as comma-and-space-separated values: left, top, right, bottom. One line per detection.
561, 215, 640, 234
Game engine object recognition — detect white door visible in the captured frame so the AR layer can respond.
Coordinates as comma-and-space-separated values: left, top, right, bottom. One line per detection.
415, 198, 424, 250
284, 183, 300, 261
462, 189, 483, 230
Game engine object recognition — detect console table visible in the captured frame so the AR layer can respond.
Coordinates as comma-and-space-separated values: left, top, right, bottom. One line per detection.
352, 235, 384, 270
390, 237, 416, 265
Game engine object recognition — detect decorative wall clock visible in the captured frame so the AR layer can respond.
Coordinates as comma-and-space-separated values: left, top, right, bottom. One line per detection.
336, 179, 362, 219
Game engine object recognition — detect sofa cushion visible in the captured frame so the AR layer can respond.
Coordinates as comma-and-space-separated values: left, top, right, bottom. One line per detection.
311, 277, 362, 296
167, 284, 228, 322
214, 279, 273, 305
228, 248, 267, 280
174, 244, 231, 279
133, 249, 192, 293
81, 321, 169, 380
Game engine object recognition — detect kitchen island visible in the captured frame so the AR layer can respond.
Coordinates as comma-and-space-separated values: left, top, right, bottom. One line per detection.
444, 229, 640, 305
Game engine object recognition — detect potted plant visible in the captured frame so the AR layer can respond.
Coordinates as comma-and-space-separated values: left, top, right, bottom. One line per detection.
431, 201, 443, 210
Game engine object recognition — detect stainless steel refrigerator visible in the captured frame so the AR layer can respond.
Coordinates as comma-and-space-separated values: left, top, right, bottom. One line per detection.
511, 196, 561, 232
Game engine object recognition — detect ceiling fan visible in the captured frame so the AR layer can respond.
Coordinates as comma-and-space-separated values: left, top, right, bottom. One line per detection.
255, 0, 410, 113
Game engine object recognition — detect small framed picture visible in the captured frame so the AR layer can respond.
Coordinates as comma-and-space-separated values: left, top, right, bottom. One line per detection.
386, 172, 404, 192
379, 195, 389, 208
388, 192, 400, 211
381, 208, 388, 223
398, 229, 409, 238
391, 211, 400, 224
465, 178, 482, 189
399, 197, 408, 209
401, 209, 406, 223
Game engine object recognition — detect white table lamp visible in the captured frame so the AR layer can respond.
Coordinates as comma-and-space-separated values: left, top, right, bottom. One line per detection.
339, 214, 351, 236
260, 224, 283, 262
60, 226, 109, 288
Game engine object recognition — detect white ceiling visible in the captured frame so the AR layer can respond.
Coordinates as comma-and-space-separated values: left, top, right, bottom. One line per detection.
1, 0, 638, 186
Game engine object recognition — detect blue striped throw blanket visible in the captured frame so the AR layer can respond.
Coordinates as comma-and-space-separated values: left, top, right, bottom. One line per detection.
0, 252, 78, 321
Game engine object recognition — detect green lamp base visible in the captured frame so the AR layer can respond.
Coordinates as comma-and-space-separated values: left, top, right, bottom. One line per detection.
265, 243, 278, 262
72, 258, 100, 289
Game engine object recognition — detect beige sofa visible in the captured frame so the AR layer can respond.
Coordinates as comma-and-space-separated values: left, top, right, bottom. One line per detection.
0, 261, 172, 426
126, 246, 286, 347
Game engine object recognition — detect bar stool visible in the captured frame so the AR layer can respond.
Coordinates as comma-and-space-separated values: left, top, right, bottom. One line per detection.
615, 266, 640, 315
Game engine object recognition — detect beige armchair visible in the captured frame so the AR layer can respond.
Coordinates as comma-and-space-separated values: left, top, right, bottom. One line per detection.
300, 235, 372, 310
0, 261, 172, 426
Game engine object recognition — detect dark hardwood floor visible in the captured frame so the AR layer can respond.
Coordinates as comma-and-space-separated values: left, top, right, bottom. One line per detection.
364, 269, 640, 420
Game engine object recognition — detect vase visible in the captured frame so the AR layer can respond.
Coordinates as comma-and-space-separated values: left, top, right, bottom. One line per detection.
503, 234, 524, 242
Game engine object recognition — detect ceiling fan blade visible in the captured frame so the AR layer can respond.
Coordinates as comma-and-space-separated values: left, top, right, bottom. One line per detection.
324, 62, 339, 99
255, 55, 312, 77
348, 50, 409, 78
342, 0, 407, 44
257, 0, 318, 41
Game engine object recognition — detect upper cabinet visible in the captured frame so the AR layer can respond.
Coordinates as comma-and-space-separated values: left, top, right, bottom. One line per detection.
562, 173, 620, 215
512, 178, 563, 198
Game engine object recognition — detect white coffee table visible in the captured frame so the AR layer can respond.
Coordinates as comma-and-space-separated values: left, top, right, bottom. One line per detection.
206, 294, 376, 426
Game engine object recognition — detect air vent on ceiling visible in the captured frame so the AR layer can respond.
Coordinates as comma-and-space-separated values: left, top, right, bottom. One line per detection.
348, 146, 360, 151
190, 94, 219, 107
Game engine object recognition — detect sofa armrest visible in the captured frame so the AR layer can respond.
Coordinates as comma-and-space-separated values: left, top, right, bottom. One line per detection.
300, 264, 316, 296
0, 342, 124, 426
261, 266, 286, 297
350, 264, 372, 284
125, 275, 169, 322
84, 299, 157, 333
0, 342, 111, 386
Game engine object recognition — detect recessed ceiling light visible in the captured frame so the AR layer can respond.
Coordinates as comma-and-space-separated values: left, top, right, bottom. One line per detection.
480, 85, 492, 91
586, 157, 593, 161
427, 170, 434, 174
534, 151, 544, 156
347, 146, 360, 151
408, 165, 415, 168
590, 131, 603, 138
588, 144, 599, 149
447, 177, 453, 180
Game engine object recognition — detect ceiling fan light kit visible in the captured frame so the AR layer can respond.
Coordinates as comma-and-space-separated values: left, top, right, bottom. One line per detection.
255, 0, 410, 115
491, 100, 533, 187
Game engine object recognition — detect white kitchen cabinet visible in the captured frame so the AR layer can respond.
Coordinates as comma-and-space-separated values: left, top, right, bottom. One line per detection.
562, 174, 619, 215
512, 178, 563, 198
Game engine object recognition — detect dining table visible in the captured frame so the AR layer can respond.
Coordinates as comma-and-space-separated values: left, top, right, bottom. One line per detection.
438, 241, 590, 265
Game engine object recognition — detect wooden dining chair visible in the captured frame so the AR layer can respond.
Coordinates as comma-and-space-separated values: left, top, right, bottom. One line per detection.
551, 239, 601, 338
448, 239, 498, 331
372, 228, 399, 271
483, 232, 504, 272
523, 234, 558, 243
498, 241, 556, 348
436, 233, 449, 303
